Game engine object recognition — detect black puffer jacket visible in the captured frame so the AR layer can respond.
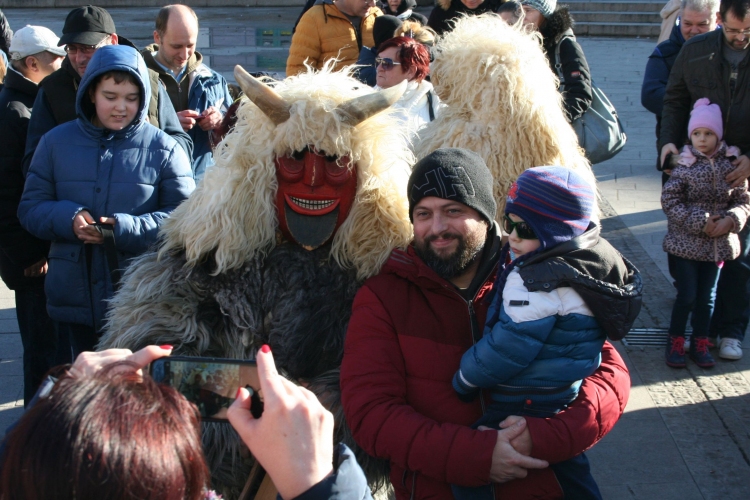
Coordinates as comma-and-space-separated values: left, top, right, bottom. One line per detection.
427, 0, 504, 35
660, 28, 750, 157
516, 224, 643, 341
0, 68, 48, 290
540, 6, 593, 122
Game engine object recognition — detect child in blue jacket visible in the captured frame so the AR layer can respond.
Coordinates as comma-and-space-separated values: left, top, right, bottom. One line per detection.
452, 166, 642, 499
19, 45, 195, 357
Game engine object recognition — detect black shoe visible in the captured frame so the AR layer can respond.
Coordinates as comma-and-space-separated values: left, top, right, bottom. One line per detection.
689, 337, 715, 368
665, 336, 687, 368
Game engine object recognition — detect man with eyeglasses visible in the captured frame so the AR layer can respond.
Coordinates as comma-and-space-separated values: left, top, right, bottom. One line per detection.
660, 0, 750, 361
340, 148, 634, 499
23, 5, 192, 175
287, 0, 382, 77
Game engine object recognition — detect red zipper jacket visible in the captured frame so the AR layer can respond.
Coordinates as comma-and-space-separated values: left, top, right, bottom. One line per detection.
341, 236, 630, 499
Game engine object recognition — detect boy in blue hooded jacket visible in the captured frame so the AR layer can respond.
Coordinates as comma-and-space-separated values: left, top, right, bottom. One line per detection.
451, 166, 642, 499
19, 45, 195, 357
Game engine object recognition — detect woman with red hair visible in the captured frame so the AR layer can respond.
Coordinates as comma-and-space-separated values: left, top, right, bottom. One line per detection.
376, 36, 441, 141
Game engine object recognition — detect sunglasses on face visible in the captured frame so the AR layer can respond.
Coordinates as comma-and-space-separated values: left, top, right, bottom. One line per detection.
503, 214, 538, 240
375, 57, 401, 70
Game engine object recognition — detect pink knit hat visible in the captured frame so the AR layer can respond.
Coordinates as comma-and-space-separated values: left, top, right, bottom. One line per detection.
688, 98, 723, 139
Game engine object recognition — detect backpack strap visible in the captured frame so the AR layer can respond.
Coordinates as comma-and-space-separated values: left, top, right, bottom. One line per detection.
427, 90, 435, 122
553, 30, 575, 91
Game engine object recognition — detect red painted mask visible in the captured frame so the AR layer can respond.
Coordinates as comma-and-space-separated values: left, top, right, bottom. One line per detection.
275, 147, 358, 250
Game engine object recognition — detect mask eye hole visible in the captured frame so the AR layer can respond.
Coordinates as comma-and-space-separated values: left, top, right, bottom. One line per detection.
324, 155, 353, 185
289, 149, 307, 162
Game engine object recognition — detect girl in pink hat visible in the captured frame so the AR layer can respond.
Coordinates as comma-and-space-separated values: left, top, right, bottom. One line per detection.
662, 98, 750, 368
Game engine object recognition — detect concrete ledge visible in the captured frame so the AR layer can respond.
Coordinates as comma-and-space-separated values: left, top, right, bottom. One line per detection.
0, 0, 306, 7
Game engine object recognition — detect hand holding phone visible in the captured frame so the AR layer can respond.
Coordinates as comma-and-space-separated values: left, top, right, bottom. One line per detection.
227, 346, 334, 500
150, 356, 263, 421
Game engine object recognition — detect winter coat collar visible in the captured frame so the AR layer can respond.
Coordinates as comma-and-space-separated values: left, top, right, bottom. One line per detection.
668, 22, 685, 47
142, 43, 205, 81
679, 141, 741, 166
3, 66, 39, 98
383, 222, 501, 300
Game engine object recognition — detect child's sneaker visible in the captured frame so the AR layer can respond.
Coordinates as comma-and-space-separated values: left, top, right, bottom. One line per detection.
665, 336, 687, 368
718, 338, 743, 360
689, 337, 715, 368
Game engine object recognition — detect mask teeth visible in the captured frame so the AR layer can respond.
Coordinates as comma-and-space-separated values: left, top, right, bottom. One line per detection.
290, 197, 335, 210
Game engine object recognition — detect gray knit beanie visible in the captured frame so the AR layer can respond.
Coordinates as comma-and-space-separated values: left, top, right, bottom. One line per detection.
521, 0, 557, 18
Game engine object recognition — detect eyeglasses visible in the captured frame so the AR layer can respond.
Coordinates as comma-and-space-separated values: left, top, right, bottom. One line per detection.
724, 26, 750, 36
502, 214, 537, 240
64, 44, 99, 55
375, 57, 401, 70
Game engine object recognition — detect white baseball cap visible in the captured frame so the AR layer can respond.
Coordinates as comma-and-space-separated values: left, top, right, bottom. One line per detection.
9, 25, 67, 60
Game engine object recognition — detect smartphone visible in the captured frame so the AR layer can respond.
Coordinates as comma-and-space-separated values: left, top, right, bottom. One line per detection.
150, 356, 263, 422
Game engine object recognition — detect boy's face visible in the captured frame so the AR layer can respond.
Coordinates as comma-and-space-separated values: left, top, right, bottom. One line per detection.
506, 213, 541, 258
90, 77, 140, 130
691, 127, 719, 155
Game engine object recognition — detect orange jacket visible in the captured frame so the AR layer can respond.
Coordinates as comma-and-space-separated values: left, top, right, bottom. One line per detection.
286, 1, 380, 76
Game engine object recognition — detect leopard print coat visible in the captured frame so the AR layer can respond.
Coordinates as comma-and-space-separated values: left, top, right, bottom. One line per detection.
662, 142, 750, 261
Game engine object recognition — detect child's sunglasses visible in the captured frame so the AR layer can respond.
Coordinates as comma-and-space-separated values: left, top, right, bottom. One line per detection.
374, 57, 401, 71
502, 214, 538, 240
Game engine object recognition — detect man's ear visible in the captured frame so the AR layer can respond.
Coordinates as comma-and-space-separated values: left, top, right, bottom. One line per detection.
153, 30, 161, 45
716, 11, 722, 26
110, 33, 119, 45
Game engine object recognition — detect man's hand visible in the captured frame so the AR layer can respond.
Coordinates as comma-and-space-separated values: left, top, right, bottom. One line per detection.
23, 257, 48, 278
177, 109, 201, 131
726, 155, 750, 188
660, 143, 679, 173
498, 415, 533, 456
228, 346, 334, 500
487, 418, 548, 483
196, 106, 223, 131
73, 210, 103, 244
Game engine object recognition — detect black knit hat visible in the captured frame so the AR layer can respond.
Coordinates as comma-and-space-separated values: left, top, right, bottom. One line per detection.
59, 6, 116, 46
408, 148, 497, 222
373, 15, 403, 50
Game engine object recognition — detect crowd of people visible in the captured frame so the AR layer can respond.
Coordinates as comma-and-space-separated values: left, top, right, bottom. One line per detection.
0, 0, 747, 499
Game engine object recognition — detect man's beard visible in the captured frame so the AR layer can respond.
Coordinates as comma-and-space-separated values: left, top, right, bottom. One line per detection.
414, 230, 486, 281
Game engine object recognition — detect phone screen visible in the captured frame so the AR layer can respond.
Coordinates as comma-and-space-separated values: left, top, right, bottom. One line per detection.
150, 357, 263, 422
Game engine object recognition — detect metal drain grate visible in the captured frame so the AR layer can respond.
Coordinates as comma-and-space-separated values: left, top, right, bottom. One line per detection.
621, 328, 693, 346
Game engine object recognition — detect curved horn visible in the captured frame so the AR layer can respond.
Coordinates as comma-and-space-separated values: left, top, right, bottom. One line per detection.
234, 65, 291, 125
335, 79, 408, 127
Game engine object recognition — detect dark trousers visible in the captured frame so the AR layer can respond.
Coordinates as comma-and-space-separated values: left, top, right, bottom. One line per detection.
56, 321, 100, 360
668, 256, 721, 338
710, 226, 750, 342
15, 286, 59, 406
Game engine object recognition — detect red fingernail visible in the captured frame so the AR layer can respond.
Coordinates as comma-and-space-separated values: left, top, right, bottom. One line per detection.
236, 387, 243, 399
261, 344, 271, 353
159, 345, 173, 350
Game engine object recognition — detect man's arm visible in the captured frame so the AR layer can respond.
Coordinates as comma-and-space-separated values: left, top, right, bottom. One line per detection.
659, 45, 692, 152
523, 342, 630, 463
641, 48, 670, 116
156, 83, 194, 161
341, 286, 545, 487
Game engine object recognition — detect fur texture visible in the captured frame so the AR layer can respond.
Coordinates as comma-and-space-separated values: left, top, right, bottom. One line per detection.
99, 66, 413, 498
417, 14, 595, 215
160, 63, 414, 282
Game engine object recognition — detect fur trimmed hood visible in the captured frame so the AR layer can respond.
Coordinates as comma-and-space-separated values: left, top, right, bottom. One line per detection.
540, 4, 574, 45
159, 64, 414, 281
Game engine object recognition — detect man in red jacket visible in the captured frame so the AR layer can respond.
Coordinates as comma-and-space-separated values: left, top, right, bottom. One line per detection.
340, 148, 630, 499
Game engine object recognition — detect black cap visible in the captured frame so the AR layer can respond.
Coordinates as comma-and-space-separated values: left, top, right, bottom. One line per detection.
58, 6, 116, 46
408, 148, 497, 223
373, 15, 403, 50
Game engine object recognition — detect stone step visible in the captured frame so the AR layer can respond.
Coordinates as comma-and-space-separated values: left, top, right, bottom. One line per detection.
567, 0, 666, 13
576, 21, 662, 37
575, 11, 663, 23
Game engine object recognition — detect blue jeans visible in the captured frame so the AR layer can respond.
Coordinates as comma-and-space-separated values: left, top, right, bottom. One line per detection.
451, 402, 602, 500
710, 225, 750, 341
668, 256, 721, 338
15, 286, 59, 406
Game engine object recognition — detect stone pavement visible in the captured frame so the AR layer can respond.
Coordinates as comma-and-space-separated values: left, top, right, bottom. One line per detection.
0, 6, 748, 499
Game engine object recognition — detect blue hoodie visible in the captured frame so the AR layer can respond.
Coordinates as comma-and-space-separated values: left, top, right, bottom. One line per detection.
19, 45, 195, 331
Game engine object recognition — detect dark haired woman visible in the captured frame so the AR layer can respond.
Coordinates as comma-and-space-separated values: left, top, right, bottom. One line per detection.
381, 0, 429, 25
